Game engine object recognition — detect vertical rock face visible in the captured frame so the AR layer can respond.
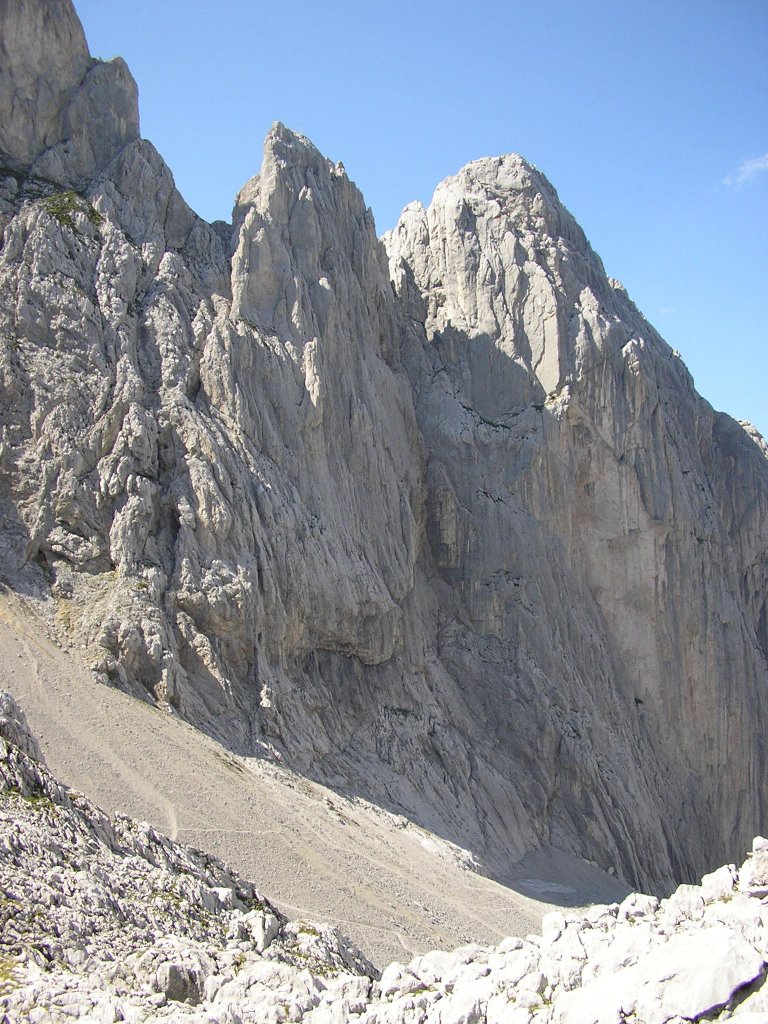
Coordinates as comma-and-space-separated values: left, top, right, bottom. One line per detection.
0, 0, 91, 166
384, 157, 768, 884
0, 0, 139, 183
0, 0, 766, 895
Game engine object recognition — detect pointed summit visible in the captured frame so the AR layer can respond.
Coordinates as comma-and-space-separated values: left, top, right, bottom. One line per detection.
231, 123, 382, 336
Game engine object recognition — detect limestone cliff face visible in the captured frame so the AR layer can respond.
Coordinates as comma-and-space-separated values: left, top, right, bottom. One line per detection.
0, 0, 766, 895
385, 157, 768, 885
0, 0, 138, 184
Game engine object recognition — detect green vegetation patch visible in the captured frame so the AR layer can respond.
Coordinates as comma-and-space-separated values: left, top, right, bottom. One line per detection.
43, 191, 104, 231
3, 783, 54, 810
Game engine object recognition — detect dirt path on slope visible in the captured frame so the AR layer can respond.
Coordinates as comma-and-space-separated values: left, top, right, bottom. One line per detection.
0, 589, 625, 966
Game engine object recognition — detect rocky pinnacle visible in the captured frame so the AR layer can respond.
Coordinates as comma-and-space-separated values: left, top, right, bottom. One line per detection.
0, 0, 766, 904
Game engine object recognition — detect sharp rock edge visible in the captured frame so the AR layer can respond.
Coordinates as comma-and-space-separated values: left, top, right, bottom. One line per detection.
0, 0, 766, 905
1, 698, 768, 1022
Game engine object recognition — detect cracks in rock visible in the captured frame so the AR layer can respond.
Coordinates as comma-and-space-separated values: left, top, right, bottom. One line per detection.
691, 958, 768, 1021
456, 399, 524, 432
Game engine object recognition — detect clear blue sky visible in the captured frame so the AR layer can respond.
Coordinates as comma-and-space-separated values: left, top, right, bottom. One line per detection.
75, 0, 767, 438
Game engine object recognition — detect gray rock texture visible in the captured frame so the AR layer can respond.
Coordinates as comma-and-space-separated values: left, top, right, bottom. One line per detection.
0, 691, 42, 762
384, 158, 768, 889
0, 0, 138, 184
0, 0, 766, 903
1, 701, 767, 1022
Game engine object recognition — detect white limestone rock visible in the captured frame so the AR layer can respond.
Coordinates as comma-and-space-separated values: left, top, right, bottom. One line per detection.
0, 0, 766, 918
0, 0, 139, 184
552, 929, 765, 1023
739, 838, 768, 896
701, 864, 738, 902
1, 709, 768, 1021
0, 690, 43, 762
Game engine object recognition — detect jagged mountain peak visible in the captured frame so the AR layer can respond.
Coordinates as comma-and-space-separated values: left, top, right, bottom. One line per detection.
231, 122, 387, 343
435, 150, 555, 205
235, 119, 370, 232
385, 149, 610, 402
416, 150, 590, 257
0, 0, 765, 922
263, 120, 348, 179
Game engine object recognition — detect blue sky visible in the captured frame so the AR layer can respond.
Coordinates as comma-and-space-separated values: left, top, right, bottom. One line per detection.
75, 0, 767, 437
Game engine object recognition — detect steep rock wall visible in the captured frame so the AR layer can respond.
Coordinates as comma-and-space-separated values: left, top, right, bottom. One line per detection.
385, 156, 768, 883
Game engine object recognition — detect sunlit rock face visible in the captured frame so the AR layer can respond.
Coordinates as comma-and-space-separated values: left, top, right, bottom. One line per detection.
0, 0, 766, 895
0, 0, 138, 183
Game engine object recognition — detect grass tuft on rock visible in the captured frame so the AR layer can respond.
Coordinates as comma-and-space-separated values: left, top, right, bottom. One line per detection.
43, 191, 104, 231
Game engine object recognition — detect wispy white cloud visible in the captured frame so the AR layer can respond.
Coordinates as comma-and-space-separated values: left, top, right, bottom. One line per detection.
723, 153, 768, 187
